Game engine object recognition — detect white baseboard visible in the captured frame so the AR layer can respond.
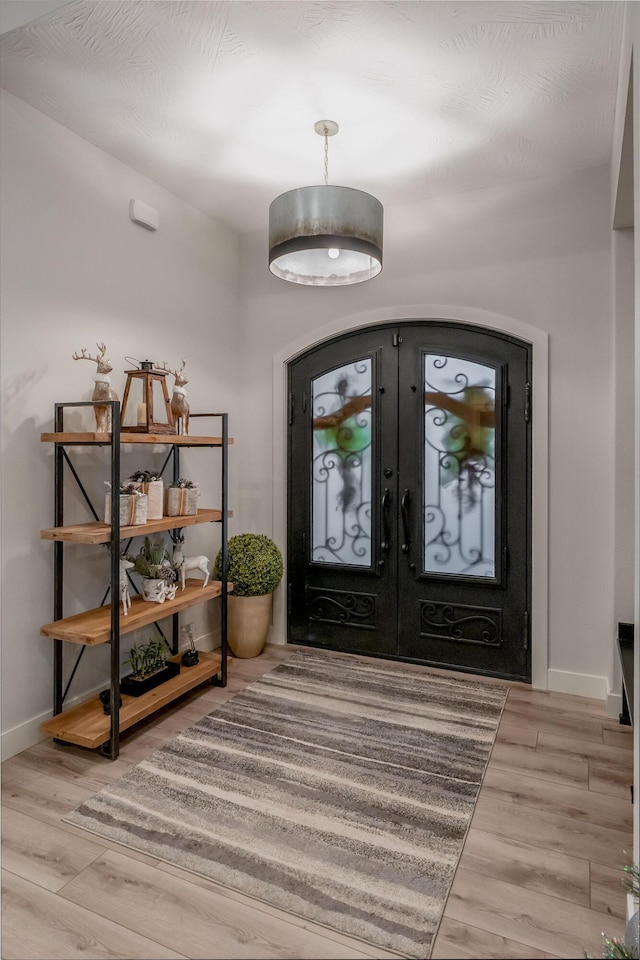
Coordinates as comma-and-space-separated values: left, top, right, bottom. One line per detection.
547, 669, 608, 701
2, 675, 117, 762
606, 691, 624, 720
3, 630, 219, 763
1, 714, 50, 762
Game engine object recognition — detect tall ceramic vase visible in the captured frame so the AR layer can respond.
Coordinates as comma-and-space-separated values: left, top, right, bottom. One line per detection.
227, 594, 272, 658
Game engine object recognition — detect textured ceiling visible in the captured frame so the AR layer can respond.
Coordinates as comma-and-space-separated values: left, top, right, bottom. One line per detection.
0, 0, 625, 234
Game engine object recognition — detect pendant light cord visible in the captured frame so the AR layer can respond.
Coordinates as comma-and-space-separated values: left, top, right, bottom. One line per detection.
323, 126, 329, 186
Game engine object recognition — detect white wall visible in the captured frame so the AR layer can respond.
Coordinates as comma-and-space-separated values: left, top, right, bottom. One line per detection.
610, 11, 636, 667
239, 163, 616, 700
611, 0, 639, 868
0, 90, 242, 759
612, 227, 635, 694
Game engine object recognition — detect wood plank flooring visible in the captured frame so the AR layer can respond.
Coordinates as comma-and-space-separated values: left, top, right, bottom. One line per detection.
1, 645, 634, 960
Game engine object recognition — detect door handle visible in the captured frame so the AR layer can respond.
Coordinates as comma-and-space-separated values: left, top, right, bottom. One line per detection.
401, 488, 411, 554
381, 488, 391, 553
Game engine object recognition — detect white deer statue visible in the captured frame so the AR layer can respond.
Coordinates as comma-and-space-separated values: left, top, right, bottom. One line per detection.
170, 532, 210, 590
119, 556, 134, 616
158, 359, 189, 435
72, 342, 119, 433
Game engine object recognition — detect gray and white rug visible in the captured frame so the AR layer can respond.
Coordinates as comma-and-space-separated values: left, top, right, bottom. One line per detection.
64, 650, 507, 958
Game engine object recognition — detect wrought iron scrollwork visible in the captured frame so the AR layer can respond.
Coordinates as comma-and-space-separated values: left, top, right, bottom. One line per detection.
308, 588, 376, 629
419, 600, 502, 646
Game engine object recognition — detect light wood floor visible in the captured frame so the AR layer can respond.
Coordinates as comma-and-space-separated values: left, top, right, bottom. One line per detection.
2, 644, 634, 960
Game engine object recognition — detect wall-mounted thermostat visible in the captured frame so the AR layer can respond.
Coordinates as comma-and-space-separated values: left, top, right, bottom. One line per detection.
129, 199, 159, 231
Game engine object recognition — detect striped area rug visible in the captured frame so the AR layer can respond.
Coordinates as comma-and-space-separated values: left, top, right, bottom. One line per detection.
64, 650, 507, 958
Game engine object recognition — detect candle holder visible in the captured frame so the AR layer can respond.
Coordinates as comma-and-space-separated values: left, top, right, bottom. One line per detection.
120, 360, 176, 434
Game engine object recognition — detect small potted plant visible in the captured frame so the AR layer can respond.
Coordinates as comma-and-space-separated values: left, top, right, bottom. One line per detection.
121, 637, 179, 696
130, 535, 175, 602
126, 469, 164, 520
165, 477, 200, 517
214, 533, 283, 658
104, 481, 147, 526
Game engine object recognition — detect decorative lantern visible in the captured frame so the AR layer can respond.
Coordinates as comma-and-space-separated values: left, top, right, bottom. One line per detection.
120, 360, 176, 434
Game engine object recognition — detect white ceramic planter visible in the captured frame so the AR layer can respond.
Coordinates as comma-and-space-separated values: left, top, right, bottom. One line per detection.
141, 578, 167, 603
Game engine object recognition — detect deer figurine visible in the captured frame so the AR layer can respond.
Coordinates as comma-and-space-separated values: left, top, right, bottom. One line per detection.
72, 343, 119, 433
170, 531, 210, 590
119, 555, 134, 616
158, 359, 189, 435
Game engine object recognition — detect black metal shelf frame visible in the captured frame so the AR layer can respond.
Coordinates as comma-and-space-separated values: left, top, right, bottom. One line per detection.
49, 401, 229, 760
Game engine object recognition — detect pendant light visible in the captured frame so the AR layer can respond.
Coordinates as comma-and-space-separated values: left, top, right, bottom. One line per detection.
268, 120, 383, 286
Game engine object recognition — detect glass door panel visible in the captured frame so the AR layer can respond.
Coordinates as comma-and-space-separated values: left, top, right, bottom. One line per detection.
424, 355, 497, 578
312, 359, 373, 567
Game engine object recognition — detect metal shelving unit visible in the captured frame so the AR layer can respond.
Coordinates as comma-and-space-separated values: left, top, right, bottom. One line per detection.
39, 400, 231, 759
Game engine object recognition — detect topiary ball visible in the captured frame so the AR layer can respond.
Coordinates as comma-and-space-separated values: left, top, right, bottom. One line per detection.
214, 533, 283, 597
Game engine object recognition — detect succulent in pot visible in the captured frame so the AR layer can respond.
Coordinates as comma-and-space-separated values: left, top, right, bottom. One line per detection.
214, 534, 283, 658
130, 536, 176, 602
130, 535, 168, 576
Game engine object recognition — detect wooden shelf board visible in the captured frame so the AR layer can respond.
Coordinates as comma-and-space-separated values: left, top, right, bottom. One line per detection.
41, 432, 234, 446
40, 651, 228, 749
40, 579, 232, 645
40, 508, 231, 543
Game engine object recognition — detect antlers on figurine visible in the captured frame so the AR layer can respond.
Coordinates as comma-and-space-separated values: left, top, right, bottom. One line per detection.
158, 359, 190, 435
72, 342, 113, 373
72, 342, 118, 433
169, 531, 210, 590
72, 347, 190, 435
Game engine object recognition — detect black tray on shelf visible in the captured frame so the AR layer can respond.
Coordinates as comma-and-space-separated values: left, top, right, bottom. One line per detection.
120, 660, 181, 697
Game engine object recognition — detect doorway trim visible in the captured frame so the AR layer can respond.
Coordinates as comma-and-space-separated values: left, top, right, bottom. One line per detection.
272, 303, 549, 689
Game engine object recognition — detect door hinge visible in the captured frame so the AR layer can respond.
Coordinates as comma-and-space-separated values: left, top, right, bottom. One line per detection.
524, 382, 531, 423
503, 545, 509, 574
523, 610, 529, 651
302, 391, 307, 413
505, 384, 511, 407
392, 333, 403, 347
288, 393, 294, 426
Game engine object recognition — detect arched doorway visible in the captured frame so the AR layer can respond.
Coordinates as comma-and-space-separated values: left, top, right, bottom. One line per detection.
287, 319, 532, 682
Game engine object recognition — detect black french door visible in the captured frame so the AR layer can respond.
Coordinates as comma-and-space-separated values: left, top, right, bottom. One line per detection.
287, 321, 531, 682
